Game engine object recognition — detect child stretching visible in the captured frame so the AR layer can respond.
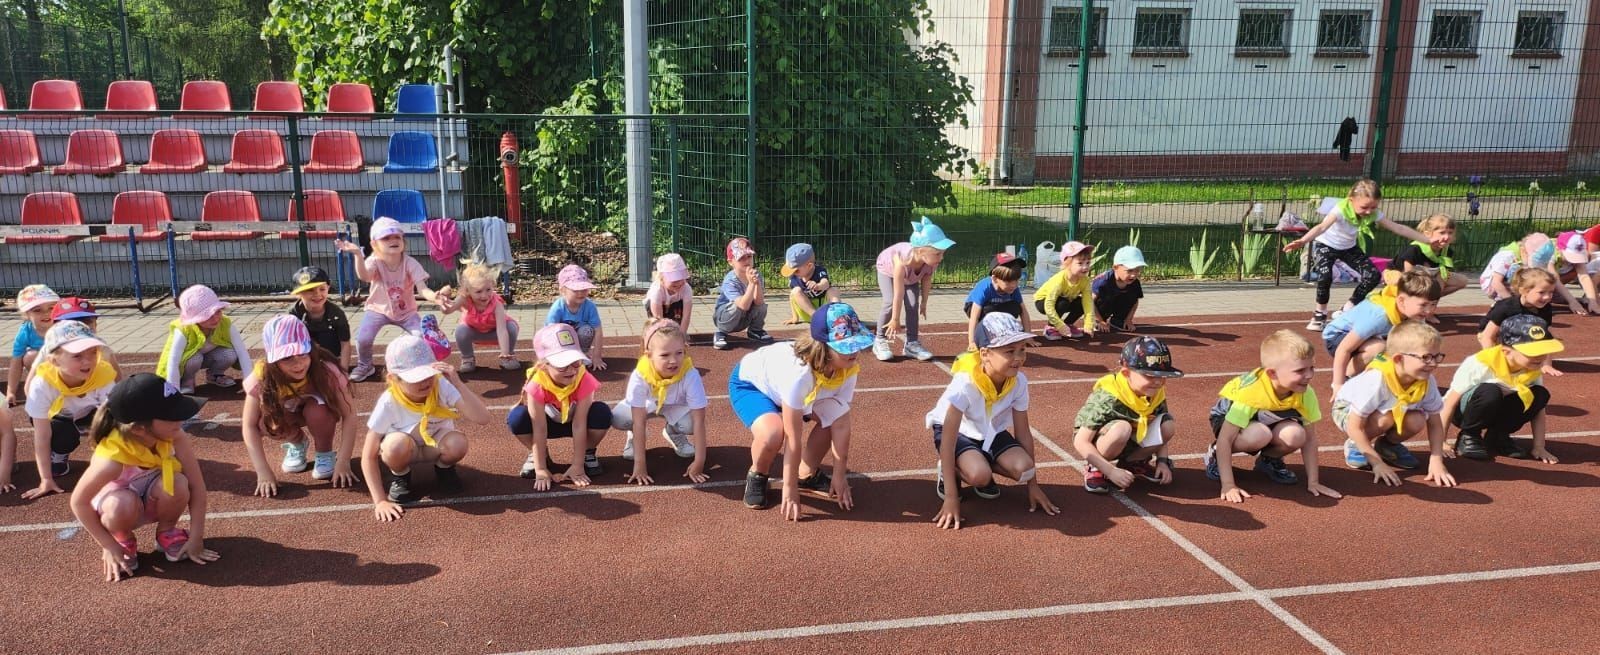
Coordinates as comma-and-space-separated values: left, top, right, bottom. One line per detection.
783, 243, 838, 324
361, 335, 489, 520
613, 321, 708, 484
442, 257, 519, 373
1479, 233, 1595, 314
731, 302, 873, 520
288, 266, 352, 371
1033, 241, 1097, 340
546, 264, 607, 370
1443, 315, 1562, 463
963, 254, 1031, 352
20, 321, 116, 499
874, 218, 953, 361
1205, 330, 1340, 503
930, 313, 1059, 529
1072, 336, 1184, 494
242, 316, 360, 496
1330, 321, 1456, 487
7, 284, 57, 408
1091, 246, 1147, 333
69, 373, 217, 581
1392, 213, 1470, 301
1285, 179, 1441, 330
1479, 268, 1561, 377
509, 324, 613, 489
712, 238, 773, 351
1323, 271, 1440, 395
335, 217, 447, 382
158, 285, 253, 393
644, 253, 694, 332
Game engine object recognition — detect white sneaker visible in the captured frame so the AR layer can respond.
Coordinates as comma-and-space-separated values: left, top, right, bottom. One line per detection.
208, 373, 237, 388
872, 338, 894, 362
903, 340, 934, 361
458, 359, 477, 374
663, 428, 695, 459
281, 440, 309, 474
311, 451, 336, 480
519, 451, 539, 478
622, 431, 636, 461
348, 363, 376, 383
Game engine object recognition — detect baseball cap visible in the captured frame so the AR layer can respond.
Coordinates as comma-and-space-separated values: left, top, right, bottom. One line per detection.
107, 373, 202, 423
976, 312, 1036, 349
533, 323, 590, 368
557, 264, 596, 291
1524, 233, 1554, 269
1499, 314, 1564, 357
908, 217, 955, 251
262, 314, 313, 363
16, 284, 59, 313
1120, 336, 1183, 378
1060, 241, 1093, 261
51, 297, 99, 321
656, 253, 689, 283
781, 243, 816, 277
810, 302, 875, 355
990, 252, 1026, 271
41, 320, 106, 356
385, 335, 442, 383
725, 237, 755, 263
1556, 231, 1589, 265
371, 216, 405, 240
177, 285, 229, 325
291, 266, 332, 294
1113, 245, 1148, 269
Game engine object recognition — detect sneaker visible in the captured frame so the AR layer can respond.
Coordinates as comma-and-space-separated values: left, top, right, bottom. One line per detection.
872, 338, 894, 362
1489, 433, 1531, 460
743, 471, 770, 508
281, 440, 309, 474
1067, 324, 1087, 339
458, 359, 478, 374
1306, 311, 1328, 331
1124, 457, 1161, 483
386, 470, 414, 503
712, 332, 730, 350
1254, 454, 1298, 485
903, 340, 934, 362
434, 464, 463, 493
663, 428, 695, 459
179, 385, 195, 395
1343, 439, 1370, 470
208, 373, 237, 388
114, 531, 139, 572
519, 451, 539, 478
747, 329, 774, 343
49, 452, 71, 478
498, 357, 521, 371
348, 363, 376, 383
1454, 431, 1491, 460
1042, 327, 1065, 341
156, 527, 189, 563
1083, 466, 1112, 494
311, 451, 337, 480
621, 431, 636, 461
1202, 443, 1222, 481
973, 479, 1001, 500
797, 469, 831, 495
1375, 441, 1420, 470
936, 463, 956, 500
583, 449, 604, 477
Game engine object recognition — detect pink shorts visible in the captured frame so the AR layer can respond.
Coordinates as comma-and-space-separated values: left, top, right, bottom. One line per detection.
91, 466, 163, 525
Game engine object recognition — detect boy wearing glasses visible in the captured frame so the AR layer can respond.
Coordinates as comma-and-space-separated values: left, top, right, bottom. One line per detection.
1323, 271, 1442, 395
1330, 320, 1456, 488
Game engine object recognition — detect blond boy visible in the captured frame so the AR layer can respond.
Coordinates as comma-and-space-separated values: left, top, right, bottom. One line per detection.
1205, 330, 1340, 503
1330, 321, 1456, 488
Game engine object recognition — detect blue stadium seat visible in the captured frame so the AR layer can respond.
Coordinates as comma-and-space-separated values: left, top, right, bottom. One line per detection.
395, 84, 437, 120
383, 131, 438, 173
372, 188, 428, 223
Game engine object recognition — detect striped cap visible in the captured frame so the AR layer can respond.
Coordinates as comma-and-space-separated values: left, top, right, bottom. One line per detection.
261, 314, 313, 363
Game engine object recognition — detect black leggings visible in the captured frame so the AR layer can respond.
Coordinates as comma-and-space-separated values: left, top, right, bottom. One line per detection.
50, 414, 92, 457
1451, 384, 1550, 438
1034, 297, 1087, 326
1310, 242, 1381, 307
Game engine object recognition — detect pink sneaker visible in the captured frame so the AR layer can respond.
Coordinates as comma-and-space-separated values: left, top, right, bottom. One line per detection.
156, 527, 189, 562
114, 531, 139, 571
1067, 324, 1087, 339
1043, 327, 1065, 341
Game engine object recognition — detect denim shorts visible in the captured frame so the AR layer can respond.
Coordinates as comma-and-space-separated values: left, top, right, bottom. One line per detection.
931, 424, 1023, 466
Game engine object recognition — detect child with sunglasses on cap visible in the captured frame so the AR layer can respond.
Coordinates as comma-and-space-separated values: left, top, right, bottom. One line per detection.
1442, 314, 1563, 463
613, 321, 708, 485
1330, 320, 1455, 488
645, 253, 695, 333
963, 253, 1032, 353
70, 373, 218, 581
783, 243, 838, 324
874, 217, 953, 362
713, 237, 773, 351
7, 284, 57, 408
509, 324, 613, 490
362, 335, 490, 521
931, 313, 1059, 529
336, 217, 449, 383
1205, 330, 1340, 503
18, 321, 118, 500
243, 315, 361, 496
288, 266, 352, 371
547, 264, 607, 370
1033, 241, 1098, 340
1072, 336, 1185, 494
158, 285, 254, 394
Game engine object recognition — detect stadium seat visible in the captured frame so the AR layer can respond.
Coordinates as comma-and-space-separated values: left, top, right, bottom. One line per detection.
222, 129, 288, 173
373, 188, 428, 223
196, 190, 263, 240
140, 129, 207, 174
1, 85, 8, 111
395, 84, 437, 119
29, 80, 83, 116
12, 192, 85, 244
383, 131, 438, 173
53, 129, 125, 175
253, 81, 304, 115
0, 130, 43, 174
103, 190, 172, 242
287, 189, 346, 238
326, 83, 374, 116
101, 80, 158, 116
179, 80, 231, 116
303, 130, 363, 173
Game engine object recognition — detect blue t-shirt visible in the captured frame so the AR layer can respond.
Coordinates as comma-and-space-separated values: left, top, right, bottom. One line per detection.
716, 269, 764, 309
545, 298, 601, 329
788, 264, 830, 299
12, 322, 45, 358
965, 277, 1022, 309
1321, 301, 1395, 351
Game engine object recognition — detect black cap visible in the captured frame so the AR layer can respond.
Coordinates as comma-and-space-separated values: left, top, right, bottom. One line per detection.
107, 373, 203, 423
1120, 336, 1184, 378
1498, 314, 1565, 357
291, 266, 331, 294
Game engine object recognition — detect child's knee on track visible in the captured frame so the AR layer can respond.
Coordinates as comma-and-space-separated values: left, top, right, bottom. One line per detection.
381, 431, 416, 469
435, 431, 469, 465
1271, 421, 1308, 452
98, 490, 144, 531
1094, 420, 1133, 456
150, 473, 191, 519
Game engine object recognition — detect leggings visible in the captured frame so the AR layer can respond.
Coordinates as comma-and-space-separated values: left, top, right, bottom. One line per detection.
455, 319, 520, 361
1310, 242, 1381, 307
876, 272, 921, 341
180, 346, 239, 384
1452, 384, 1550, 438
355, 312, 423, 368
49, 414, 93, 457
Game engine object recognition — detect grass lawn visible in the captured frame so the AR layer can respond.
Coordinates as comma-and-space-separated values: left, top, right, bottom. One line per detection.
954, 177, 1596, 207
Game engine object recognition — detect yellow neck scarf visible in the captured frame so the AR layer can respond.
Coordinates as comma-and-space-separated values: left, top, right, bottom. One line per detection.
94, 429, 182, 495
385, 382, 460, 447
35, 359, 117, 417
1474, 347, 1540, 410
1368, 291, 1405, 326
1094, 372, 1165, 445
1336, 197, 1377, 250
1220, 368, 1313, 418
529, 367, 587, 422
806, 364, 859, 406
1370, 356, 1427, 430
252, 361, 308, 401
634, 355, 693, 409
951, 351, 1016, 414
1410, 241, 1453, 277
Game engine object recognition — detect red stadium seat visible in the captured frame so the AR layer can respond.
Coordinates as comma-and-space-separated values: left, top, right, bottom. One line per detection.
303, 130, 363, 173
179, 81, 231, 116
12, 192, 85, 244
0, 129, 43, 174
326, 83, 374, 117
141, 129, 207, 174
0, 86, 8, 111
29, 80, 83, 117
103, 191, 172, 242
196, 190, 264, 240
253, 81, 304, 115
287, 189, 346, 238
101, 80, 158, 117
53, 129, 125, 175
222, 129, 287, 173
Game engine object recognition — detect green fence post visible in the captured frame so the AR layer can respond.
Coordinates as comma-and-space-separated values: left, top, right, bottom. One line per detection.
668, 120, 681, 253
285, 115, 311, 267
1066, 0, 1094, 241
1368, 0, 1404, 182
744, 0, 758, 242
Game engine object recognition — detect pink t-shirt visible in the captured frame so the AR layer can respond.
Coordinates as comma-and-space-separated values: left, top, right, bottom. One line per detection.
645, 280, 692, 310
522, 371, 601, 421
243, 362, 348, 401
364, 255, 430, 320
874, 242, 937, 282
461, 294, 503, 333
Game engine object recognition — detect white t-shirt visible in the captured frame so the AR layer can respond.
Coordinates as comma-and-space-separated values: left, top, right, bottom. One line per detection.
644, 281, 693, 312
737, 342, 856, 427
1313, 197, 1387, 251
366, 378, 463, 437
1448, 356, 1542, 397
1478, 249, 1517, 292
24, 374, 113, 421
924, 371, 1031, 449
1332, 368, 1443, 430
621, 366, 709, 424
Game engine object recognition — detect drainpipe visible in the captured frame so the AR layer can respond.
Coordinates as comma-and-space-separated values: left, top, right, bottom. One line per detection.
994, 0, 1019, 185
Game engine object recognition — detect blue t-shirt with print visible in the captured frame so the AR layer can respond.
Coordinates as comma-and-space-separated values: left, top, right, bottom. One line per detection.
789, 264, 830, 299
1321, 301, 1394, 352
965, 277, 1022, 309
12, 322, 44, 358
716, 269, 764, 310
545, 298, 601, 329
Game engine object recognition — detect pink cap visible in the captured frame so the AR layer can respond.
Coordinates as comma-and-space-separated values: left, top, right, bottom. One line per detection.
261, 314, 313, 363
725, 237, 755, 263
177, 285, 229, 325
656, 253, 689, 282
558, 264, 595, 291
371, 216, 404, 240
384, 335, 441, 383
1557, 231, 1589, 264
42, 320, 106, 356
1059, 241, 1092, 261
15, 284, 59, 313
533, 323, 590, 368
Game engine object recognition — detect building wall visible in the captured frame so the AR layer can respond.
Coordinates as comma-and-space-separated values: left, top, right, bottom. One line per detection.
922, 0, 997, 169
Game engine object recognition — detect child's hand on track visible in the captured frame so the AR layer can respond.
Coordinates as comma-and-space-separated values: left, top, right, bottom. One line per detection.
1370, 461, 1402, 486
566, 465, 591, 487
102, 547, 136, 582
254, 475, 278, 498
1424, 461, 1456, 487
331, 463, 360, 488
1306, 482, 1342, 499
1530, 448, 1559, 464
1027, 484, 1059, 515
934, 499, 962, 530
1106, 466, 1135, 489
179, 537, 220, 565
626, 463, 654, 486
831, 474, 853, 511
1221, 485, 1251, 503
683, 462, 709, 484
21, 478, 63, 500
374, 500, 404, 521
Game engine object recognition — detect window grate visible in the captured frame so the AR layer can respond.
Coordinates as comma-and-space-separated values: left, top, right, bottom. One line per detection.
1048, 7, 1108, 56
1427, 10, 1480, 55
1316, 10, 1369, 54
1514, 11, 1563, 54
1133, 8, 1191, 55
1236, 9, 1292, 55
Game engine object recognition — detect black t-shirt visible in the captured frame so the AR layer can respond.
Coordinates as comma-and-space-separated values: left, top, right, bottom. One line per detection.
1393, 243, 1452, 274
1479, 296, 1555, 331
290, 301, 351, 355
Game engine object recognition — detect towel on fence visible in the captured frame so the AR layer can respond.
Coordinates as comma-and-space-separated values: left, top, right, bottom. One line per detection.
423, 218, 462, 270
460, 216, 514, 270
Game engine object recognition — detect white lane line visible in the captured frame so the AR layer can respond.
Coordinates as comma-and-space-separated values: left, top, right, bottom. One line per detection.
1264, 561, 1600, 598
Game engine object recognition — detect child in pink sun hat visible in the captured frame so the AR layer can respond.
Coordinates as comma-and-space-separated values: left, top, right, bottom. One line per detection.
241, 315, 361, 496
546, 264, 607, 370
644, 252, 694, 333
509, 323, 614, 489
335, 216, 450, 383
158, 285, 253, 394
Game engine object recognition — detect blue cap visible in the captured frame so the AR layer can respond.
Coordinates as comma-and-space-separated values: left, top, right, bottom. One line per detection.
908, 216, 955, 251
810, 302, 875, 355
1113, 245, 1147, 269
782, 243, 815, 277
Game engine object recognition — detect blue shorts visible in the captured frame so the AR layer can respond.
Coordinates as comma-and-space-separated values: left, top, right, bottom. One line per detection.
729, 363, 783, 429
931, 424, 1023, 466
507, 401, 612, 437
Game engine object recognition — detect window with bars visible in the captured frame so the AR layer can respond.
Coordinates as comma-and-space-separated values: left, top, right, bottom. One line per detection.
1513, 11, 1563, 55
1133, 8, 1191, 55
1316, 10, 1369, 55
1048, 7, 1108, 56
1236, 9, 1292, 55
1427, 10, 1480, 56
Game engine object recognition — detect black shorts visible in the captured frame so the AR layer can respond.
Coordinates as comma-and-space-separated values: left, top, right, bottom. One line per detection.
932, 424, 1023, 466
1207, 398, 1304, 449
506, 402, 613, 438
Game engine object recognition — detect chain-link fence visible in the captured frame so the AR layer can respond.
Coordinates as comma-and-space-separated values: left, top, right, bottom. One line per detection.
2, 19, 189, 108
